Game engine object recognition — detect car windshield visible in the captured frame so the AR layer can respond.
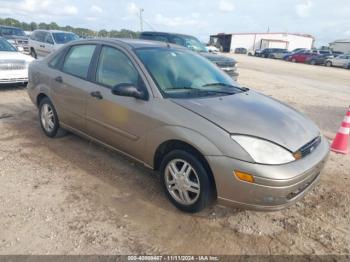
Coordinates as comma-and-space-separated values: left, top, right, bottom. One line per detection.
52, 33, 79, 44
0, 27, 26, 36
135, 47, 245, 98
0, 38, 17, 51
181, 36, 207, 52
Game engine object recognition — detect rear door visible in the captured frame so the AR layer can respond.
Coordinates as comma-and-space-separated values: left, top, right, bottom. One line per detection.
50, 44, 97, 131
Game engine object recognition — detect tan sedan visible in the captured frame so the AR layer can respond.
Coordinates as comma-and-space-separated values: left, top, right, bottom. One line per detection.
27, 39, 329, 212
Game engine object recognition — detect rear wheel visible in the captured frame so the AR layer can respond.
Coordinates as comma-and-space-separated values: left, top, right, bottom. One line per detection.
160, 150, 215, 213
326, 61, 332, 67
39, 97, 60, 137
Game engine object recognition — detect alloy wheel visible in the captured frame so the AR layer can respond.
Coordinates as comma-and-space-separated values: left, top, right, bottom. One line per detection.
164, 159, 200, 205
41, 104, 55, 133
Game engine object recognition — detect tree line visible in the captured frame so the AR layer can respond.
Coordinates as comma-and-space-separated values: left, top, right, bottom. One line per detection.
0, 17, 139, 38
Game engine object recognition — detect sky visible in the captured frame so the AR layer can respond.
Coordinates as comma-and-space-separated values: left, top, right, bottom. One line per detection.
0, 0, 350, 46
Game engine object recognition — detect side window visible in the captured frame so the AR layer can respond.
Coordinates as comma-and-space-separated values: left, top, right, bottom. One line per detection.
48, 52, 63, 69
62, 45, 95, 79
45, 34, 54, 45
36, 32, 46, 42
96, 46, 140, 88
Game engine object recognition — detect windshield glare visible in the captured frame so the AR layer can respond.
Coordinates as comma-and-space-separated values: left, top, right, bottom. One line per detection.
0, 39, 17, 52
136, 48, 242, 98
52, 33, 79, 44
0, 27, 25, 37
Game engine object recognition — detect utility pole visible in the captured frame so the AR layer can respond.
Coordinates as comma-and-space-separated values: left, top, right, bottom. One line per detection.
139, 8, 144, 32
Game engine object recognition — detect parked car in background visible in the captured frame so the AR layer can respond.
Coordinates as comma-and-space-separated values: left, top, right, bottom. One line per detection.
282, 48, 308, 60
305, 53, 334, 65
0, 25, 29, 54
139, 31, 238, 80
331, 51, 344, 56
259, 48, 287, 58
206, 45, 219, 53
325, 54, 350, 67
27, 38, 329, 213
29, 30, 79, 58
247, 49, 260, 56
268, 49, 289, 59
234, 47, 247, 54
0, 37, 34, 85
343, 62, 350, 69
288, 50, 317, 63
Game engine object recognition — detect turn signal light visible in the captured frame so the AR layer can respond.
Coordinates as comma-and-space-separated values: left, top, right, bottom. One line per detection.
234, 171, 254, 183
293, 151, 302, 160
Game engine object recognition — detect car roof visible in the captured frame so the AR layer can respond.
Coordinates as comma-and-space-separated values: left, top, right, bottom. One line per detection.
0, 25, 23, 30
67, 38, 187, 50
140, 31, 196, 38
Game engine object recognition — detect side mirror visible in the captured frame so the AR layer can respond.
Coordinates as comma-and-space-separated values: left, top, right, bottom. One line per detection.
111, 83, 148, 100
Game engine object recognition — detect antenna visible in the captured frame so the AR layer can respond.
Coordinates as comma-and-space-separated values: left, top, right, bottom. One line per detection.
139, 8, 144, 32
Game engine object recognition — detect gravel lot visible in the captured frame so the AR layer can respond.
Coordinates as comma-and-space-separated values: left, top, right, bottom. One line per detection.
0, 55, 349, 255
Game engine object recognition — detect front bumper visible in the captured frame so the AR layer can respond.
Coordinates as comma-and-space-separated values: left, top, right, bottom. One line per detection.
221, 67, 239, 81
207, 136, 330, 211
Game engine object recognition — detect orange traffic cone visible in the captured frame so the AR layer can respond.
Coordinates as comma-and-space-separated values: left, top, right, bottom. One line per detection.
330, 107, 350, 154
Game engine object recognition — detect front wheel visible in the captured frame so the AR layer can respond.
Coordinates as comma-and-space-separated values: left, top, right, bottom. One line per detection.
325, 61, 332, 67
39, 97, 60, 137
160, 150, 215, 213
30, 48, 37, 59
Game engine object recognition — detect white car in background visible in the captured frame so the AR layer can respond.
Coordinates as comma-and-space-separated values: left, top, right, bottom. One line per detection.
325, 54, 350, 67
29, 30, 79, 58
206, 45, 219, 53
0, 37, 34, 85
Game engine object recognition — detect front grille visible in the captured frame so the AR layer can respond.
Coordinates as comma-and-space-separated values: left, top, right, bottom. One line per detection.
17, 40, 28, 45
0, 60, 26, 70
299, 136, 321, 158
216, 61, 235, 67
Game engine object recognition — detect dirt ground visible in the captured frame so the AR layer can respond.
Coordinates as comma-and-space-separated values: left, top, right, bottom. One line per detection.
0, 55, 349, 255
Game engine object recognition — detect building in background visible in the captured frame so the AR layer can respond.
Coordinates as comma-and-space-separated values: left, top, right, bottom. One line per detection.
209, 32, 314, 52
329, 39, 350, 54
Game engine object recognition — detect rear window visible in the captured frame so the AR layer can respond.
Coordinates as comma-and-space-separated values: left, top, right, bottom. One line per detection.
62, 45, 95, 79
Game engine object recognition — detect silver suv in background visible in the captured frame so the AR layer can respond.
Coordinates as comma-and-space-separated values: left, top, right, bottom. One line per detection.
29, 30, 79, 58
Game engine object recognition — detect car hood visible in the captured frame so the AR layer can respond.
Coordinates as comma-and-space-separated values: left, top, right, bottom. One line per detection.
171, 90, 319, 152
199, 52, 236, 66
0, 51, 34, 62
3, 35, 28, 41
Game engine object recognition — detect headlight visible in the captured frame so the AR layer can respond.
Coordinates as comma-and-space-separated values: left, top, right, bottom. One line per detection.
231, 135, 295, 165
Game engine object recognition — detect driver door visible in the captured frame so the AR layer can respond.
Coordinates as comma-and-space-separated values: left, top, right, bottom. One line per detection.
86, 45, 156, 161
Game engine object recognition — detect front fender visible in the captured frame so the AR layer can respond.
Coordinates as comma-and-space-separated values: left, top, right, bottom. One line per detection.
144, 125, 223, 168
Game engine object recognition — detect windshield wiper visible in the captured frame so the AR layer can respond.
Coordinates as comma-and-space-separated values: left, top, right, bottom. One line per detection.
202, 82, 249, 91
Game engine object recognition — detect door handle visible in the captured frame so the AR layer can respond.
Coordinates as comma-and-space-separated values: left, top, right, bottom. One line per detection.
54, 76, 63, 83
90, 91, 103, 100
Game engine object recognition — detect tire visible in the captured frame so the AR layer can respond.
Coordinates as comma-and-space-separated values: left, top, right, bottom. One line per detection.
309, 60, 316, 65
38, 97, 60, 137
30, 48, 37, 59
160, 150, 215, 213
326, 61, 332, 67
292, 58, 297, 63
